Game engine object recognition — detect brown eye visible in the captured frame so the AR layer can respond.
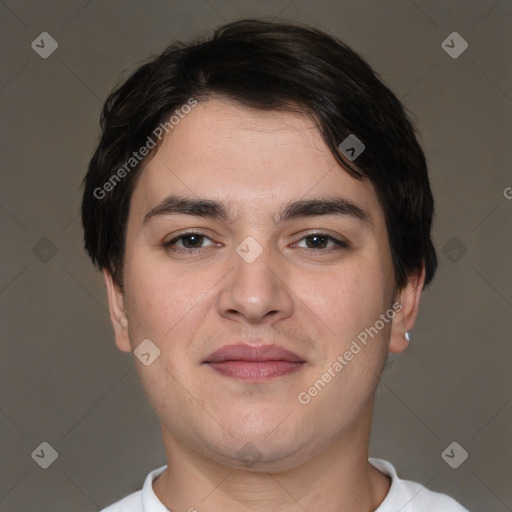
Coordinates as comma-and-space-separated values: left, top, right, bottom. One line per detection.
294, 233, 349, 250
305, 234, 329, 249
179, 234, 205, 248
164, 232, 216, 253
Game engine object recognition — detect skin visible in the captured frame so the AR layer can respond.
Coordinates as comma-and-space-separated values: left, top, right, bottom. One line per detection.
104, 97, 425, 511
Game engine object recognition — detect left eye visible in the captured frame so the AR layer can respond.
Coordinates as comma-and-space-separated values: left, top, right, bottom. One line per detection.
293, 233, 348, 249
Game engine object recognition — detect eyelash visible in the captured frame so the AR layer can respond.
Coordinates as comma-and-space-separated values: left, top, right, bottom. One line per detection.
163, 231, 349, 255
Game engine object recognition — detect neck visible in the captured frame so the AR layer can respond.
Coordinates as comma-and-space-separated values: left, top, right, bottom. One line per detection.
153, 400, 390, 511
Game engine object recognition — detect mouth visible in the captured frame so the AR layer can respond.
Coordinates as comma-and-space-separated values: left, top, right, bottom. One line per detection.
202, 343, 306, 381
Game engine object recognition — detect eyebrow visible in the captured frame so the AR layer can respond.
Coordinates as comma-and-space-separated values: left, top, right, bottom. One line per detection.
143, 194, 371, 226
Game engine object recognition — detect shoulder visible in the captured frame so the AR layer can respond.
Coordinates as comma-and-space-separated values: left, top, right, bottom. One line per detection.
370, 458, 471, 512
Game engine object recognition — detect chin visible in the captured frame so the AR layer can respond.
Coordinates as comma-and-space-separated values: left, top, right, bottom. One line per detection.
198, 420, 319, 473
205, 438, 312, 473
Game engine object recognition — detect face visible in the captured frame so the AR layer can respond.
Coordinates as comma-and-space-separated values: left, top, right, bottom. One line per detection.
106, 97, 421, 472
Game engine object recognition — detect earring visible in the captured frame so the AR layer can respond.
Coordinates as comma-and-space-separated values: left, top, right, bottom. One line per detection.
404, 331, 411, 342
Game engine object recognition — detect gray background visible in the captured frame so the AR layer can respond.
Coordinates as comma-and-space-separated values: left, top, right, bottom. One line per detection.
0, 0, 511, 510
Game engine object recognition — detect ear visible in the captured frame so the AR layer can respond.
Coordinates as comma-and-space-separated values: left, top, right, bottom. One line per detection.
389, 264, 426, 354
103, 269, 132, 353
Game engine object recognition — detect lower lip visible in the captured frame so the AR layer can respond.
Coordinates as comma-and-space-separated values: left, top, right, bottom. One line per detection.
206, 361, 305, 381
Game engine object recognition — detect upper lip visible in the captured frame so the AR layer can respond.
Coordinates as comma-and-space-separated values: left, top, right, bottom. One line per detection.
203, 343, 305, 363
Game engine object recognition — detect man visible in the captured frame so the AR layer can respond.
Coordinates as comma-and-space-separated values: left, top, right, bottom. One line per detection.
82, 18, 470, 512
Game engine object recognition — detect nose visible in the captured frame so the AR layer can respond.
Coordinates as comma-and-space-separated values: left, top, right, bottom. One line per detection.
217, 240, 294, 325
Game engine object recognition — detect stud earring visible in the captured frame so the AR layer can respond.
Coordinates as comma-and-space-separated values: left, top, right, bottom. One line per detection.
404, 331, 411, 342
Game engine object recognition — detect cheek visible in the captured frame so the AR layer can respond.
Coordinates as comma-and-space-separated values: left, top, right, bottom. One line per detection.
123, 249, 222, 344
297, 255, 390, 341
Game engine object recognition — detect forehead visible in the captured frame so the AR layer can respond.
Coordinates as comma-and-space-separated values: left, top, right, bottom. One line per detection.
130, 98, 383, 225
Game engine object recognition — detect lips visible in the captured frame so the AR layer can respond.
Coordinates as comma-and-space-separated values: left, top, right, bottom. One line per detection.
203, 343, 306, 381
204, 344, 304, 363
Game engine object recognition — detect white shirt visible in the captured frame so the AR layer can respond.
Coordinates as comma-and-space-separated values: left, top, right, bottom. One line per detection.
100, 457, 470, 511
